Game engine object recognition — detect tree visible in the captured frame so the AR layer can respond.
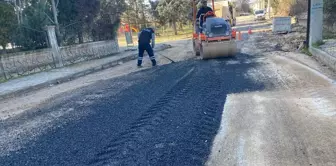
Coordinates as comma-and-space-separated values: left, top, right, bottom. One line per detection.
75, 0, 100, 43
0, 1, 17, 52
324, 0, 336, 28
2, 0, 126, 50
149, 0, 166, 26
289, 0, 308, 16
122, 0, 149, 30
235, 0, 250, 13
157, 0, 190, 35
13, 0, 51, 50
92, 0, 126, 41
57, 0, 78, 44
270, 0, 297, 16
58, 0, 126, 45
57, 0, 100, 44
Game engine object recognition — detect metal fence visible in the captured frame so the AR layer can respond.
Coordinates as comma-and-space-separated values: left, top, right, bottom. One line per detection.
0, 25, 120, 81
60, 23, 95, 46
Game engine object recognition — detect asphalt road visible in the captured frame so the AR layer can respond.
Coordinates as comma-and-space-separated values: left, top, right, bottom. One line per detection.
1, 22, 336, 166
0, 53, 265, 166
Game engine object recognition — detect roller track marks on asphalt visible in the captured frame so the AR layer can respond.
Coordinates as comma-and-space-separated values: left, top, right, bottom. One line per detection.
166, 62, 225, 166
87, 67, 195, 166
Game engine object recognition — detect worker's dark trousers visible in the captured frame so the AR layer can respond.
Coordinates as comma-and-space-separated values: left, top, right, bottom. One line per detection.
138, 43, 156, 66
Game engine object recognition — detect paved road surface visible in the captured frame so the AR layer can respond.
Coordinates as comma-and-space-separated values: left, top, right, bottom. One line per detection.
0, 22, 335, 166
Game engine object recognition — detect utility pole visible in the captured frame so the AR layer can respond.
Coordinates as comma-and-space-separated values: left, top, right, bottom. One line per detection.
306, 0, 311, 47
51, 0, 62, 45
267, 0, 271, 19
134, 0, 140, 28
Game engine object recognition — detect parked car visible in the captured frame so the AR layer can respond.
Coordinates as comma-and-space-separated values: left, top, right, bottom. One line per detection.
254, 9, 266, 21
239, 13, 250, 16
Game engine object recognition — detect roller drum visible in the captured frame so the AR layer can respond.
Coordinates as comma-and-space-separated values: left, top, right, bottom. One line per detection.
201, 41, 237, 59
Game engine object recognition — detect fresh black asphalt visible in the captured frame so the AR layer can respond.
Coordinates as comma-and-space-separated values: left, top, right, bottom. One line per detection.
0, 53, 266, 166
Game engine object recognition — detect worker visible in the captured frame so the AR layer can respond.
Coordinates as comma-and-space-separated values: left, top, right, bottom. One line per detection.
196, 0, 213, 31
137, 27, 156, 67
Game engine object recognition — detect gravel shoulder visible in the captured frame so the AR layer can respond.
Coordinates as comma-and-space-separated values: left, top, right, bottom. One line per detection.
207, 31, 336, 166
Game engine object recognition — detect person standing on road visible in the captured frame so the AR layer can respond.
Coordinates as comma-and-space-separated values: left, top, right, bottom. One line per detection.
137, 27, 156, 67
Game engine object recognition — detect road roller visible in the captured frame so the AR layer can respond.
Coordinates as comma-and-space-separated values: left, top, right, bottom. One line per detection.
192, 0, 238, 59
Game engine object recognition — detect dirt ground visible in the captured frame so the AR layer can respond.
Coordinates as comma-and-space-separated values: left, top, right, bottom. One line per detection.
241, 24, 336, 81
254, 24, 307, 52
206, 31, 336, 166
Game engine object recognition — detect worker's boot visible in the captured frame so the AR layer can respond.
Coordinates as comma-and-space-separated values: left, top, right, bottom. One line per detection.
151, 60, 157, 67
137, 59, 142, 67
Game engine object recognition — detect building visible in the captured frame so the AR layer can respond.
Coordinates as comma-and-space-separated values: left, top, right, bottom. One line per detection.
250, 0, 266, 11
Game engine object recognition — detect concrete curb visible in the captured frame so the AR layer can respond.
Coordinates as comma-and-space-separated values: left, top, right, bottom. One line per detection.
0, 54, 138, 100
0, 45, 171, 100
309, 47, 336, 72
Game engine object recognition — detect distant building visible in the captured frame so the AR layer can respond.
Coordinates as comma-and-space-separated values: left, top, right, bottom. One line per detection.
250, 0, 266, 11
206, 0, 229, 7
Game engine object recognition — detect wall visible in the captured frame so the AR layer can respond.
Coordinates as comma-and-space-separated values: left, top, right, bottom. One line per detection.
0, 48, 55, 79
60, 40, 119, 65
0, 40, 119, 80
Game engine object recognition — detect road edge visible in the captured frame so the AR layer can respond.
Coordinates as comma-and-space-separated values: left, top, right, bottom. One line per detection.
309, 47, 336, 72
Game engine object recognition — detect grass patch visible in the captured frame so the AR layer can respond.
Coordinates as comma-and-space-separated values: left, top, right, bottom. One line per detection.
312, 40, 325, 48
0, 78, 7, 83
301, 46, 313, 56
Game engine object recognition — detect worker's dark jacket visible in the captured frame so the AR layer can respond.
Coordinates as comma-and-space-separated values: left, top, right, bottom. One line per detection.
197, 6, 213, 26
138, 28, 155, 45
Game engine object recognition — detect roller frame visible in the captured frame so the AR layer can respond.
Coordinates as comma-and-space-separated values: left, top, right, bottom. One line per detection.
192, 0, 238, 60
